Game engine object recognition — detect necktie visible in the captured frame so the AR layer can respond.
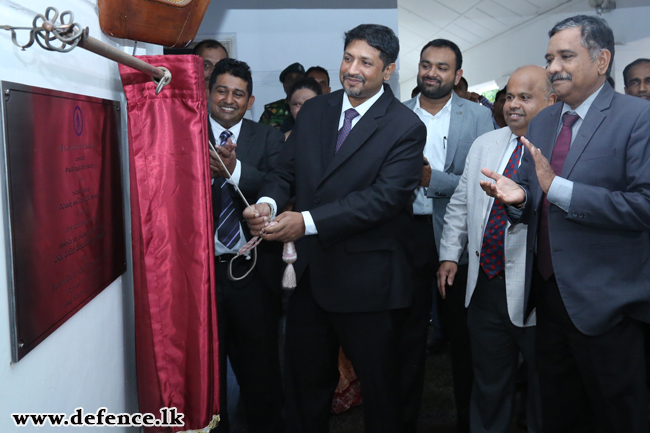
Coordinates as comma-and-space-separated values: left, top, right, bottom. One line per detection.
217, 130, 240, 249
480, 138, 524, 279
335, 108, 359, 153
537, 112, 580, 280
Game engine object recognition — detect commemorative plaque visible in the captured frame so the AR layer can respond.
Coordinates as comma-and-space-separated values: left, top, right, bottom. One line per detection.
1, 82, 126, 361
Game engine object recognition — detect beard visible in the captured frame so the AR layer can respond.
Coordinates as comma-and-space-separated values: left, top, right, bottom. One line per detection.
342, 72, 366, 98
417, 76, 454, 100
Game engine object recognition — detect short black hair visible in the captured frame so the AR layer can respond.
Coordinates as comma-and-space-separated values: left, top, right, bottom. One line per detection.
209, 58, 253, 96
495, 87, 507, 102
549, 15, 615, 76
623, 58, 650, 87
288, 77, 323, 100
193, 39, 229, 57
306, 66, 330, 86
344, 24, 399, 69
456, 76, 468, 90
420, 39, 463, 72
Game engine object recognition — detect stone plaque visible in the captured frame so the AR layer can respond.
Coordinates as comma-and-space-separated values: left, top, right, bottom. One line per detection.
1, 82, 126, 361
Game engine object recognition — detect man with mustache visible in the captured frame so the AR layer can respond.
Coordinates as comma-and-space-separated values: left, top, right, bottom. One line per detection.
207, 58, 285, 433
438, 65, 556, 433
403, 39, 493, 433
624, 58, 650, 101
244, 24, 426, 432
481, 15, 650, 432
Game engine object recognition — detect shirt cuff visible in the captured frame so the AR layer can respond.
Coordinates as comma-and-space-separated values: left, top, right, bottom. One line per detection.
547, 177, 573, 212
256, 197, 277, 220
302, 211, 318, 235
225, 160, 241, 185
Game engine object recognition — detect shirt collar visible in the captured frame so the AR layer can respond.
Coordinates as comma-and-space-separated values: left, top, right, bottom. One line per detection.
561, 83, 605, 120
209, 115, 243, 143
414, 92, 453, 118
341, 85, 385, 117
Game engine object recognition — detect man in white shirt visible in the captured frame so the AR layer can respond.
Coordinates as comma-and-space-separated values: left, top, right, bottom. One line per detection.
438, 65, 556, 432
402, 38, 493, 433
207, 58, 285, 433
244, 24, 427, 433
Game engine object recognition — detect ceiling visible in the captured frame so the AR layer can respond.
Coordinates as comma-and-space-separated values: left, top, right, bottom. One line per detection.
398, 0, 572, 86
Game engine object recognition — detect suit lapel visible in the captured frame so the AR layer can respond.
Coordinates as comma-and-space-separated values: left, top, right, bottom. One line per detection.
445, 93, 464, 171
561, 84, 613, 178
321, 93, 343, 169
481, 129, 511, 218
236, 118, 255, 162
319, 85, 392, 186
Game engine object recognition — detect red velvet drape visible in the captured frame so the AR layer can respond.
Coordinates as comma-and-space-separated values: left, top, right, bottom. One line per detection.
119, 55, 219, 433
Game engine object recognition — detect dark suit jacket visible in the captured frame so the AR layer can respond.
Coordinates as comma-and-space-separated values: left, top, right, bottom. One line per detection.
208, 117, 284, 237
514, 82, 650, 335
259, 84, 427, 313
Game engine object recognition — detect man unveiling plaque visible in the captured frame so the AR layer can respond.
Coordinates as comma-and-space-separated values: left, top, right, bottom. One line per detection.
1, 82, 126, 362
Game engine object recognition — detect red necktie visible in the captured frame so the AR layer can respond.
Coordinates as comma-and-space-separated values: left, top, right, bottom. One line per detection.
537, 112, 580, 280
335, 108, 359, 153
480, 138, 524, 278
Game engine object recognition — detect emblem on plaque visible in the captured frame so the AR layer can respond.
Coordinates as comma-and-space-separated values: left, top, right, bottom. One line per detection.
73, 106, 83, 136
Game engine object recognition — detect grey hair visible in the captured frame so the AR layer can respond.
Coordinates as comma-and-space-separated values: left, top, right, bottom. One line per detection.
549, 15, 615, 76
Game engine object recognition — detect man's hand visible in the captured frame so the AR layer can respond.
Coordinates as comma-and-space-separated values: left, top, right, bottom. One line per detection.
243, 203, 271, 236
261, 211, 305, 243
437, 261, 458, 299
480, 168, 526, 205
210, 137, 237, 178
468, 91, 481, 103
521, 136, 555, 194
420, 157, 432, 187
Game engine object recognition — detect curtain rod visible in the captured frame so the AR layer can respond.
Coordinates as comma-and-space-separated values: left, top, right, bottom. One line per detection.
2, 6, 172, 94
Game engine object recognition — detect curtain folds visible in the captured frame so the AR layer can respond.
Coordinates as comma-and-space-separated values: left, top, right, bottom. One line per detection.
119, 55, 219, 433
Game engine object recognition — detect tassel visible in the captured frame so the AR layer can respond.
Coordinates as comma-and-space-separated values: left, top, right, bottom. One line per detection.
282, 242, 297, 290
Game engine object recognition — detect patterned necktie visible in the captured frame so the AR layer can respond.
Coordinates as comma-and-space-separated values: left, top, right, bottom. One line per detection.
217, 130, 240, 249
480, 138, 524, 279
335, 108, 359, 153
537, 112, 580, 280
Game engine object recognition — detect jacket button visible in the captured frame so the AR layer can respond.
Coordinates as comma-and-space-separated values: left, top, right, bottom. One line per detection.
572, 211, 578, 217
475, 251, 479, 257
314, 197, 321, 204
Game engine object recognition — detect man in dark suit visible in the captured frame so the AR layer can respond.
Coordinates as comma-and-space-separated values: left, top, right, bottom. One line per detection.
480, 15, 650, 433
244, 24, 426, 433
207, 58, 285, 433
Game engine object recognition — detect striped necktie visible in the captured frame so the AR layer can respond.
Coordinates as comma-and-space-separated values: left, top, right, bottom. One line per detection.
217, 130, 240, 249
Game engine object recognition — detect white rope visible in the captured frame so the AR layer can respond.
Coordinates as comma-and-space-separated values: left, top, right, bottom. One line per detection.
209, 139, 259, 281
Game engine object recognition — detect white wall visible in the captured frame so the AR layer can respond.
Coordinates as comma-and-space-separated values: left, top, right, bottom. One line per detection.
0, 1, 144, 430
460, 0, 650, 94
195, 8, 401, 120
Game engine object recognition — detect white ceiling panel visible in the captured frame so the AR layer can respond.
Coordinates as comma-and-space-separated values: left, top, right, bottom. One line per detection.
398, 0, 572, 84
491, 0, 539, 17
446, 23, 483, 44
443, 0, 482, 15
453, 16, 494, 39
401, 0, 461, 29
399, 7, 442, 39
464, 8, 509, 33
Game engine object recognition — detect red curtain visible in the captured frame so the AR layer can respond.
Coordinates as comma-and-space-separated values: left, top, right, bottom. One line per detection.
119, 55, 219, 432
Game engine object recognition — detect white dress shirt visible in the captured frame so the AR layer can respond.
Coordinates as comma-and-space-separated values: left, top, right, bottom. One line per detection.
210, 116, 247, 255
259, 87, 386, 236
411, 94, 452, 215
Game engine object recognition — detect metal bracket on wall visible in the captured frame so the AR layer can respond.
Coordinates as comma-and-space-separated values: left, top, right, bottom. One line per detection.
1, 6, 172, 94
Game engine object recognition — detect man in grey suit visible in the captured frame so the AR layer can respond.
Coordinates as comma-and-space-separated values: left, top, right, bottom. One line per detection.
481, 16, 650, 433
438, 65, 556, 432
402, 38, 493, 433
207, 58, 285, 433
